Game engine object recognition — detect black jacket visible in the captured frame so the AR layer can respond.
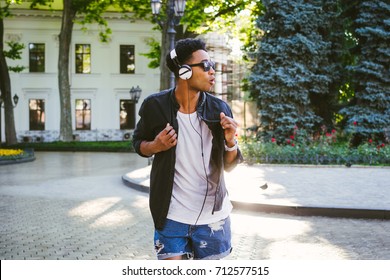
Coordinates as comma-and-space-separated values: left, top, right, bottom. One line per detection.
133, 88, 243, 230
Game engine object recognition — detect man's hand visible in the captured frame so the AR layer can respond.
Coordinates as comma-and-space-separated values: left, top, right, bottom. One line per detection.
140, 123, 177, 156
154, 123, 177, 152
220, 112, 237, 147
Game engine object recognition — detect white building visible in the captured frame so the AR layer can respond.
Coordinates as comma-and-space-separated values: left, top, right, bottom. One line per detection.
3, 6, 257, 143
4, 7, 161, 142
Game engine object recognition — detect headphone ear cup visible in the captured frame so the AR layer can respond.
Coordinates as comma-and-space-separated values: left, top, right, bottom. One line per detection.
178, 65, 192, 80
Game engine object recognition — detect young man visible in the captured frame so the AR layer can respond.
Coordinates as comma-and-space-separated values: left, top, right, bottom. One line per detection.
133, 38, 243, 260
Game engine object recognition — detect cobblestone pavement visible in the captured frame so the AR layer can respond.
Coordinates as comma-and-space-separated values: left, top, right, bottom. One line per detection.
1, 152, 389, 260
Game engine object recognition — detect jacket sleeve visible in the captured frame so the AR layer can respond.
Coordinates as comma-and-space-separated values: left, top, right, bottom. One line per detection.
132, 99, 152, 158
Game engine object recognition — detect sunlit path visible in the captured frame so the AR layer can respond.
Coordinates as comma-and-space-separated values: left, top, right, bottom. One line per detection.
1, 152, 389, 260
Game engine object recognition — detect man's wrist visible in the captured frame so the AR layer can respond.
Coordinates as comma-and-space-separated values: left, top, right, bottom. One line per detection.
224, 139, 238, 151
225, 139, 236, 147
141, 140, 158, 156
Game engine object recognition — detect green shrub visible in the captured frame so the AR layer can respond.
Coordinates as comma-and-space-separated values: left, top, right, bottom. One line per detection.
6, 141, 134, 152
241, 138, 389, 166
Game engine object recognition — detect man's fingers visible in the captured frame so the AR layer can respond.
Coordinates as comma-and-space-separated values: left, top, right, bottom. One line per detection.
163, 124, 177, 145
165, 123, 172, 133
220, 116, 237, 130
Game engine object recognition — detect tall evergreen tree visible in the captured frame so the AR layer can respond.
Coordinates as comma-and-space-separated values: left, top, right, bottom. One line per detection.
310, 0, 348, 129
341, 0, 390, 145
249, 0, 344, 141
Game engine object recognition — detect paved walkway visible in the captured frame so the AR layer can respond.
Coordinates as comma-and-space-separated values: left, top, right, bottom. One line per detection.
123, 163, 390, 219
1, 152, 390, 260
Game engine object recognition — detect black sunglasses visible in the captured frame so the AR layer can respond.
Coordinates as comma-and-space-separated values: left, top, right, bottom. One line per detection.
187, 61, 216, 72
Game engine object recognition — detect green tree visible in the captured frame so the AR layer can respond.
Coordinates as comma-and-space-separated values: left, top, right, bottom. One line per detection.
0, 0, 25, 145
309, 0, 348, 129
340, 0, 390, 146
333, 1, 359, 130
147, 0, 260, 90
248, 0, 346, 141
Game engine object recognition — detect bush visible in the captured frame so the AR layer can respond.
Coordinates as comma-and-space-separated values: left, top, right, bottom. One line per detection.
6, 140, 134, 152
240, 127, 389, 165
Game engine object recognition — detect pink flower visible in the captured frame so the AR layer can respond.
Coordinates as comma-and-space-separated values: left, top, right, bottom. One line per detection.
290, 135, 294, 140
271, 138, 276, 143
353, 121, 357, 126
287, 139, 291, 144
326, 132, 332, 137
331, 129, 336, 134
381, 143, 385, 147
291, 143, 295, 147
368, 139, 373, 143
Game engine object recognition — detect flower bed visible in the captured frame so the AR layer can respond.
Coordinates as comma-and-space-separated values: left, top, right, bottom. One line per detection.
240, 128, 390, 166
0, 148, 24, 157
241, 124, 390, 166
0, 148, 35, 165
241, 140, 390, 165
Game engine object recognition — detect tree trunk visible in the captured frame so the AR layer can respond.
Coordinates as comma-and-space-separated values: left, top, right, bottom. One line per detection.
0, 18, 17, 145
57, 0, 76, 142
159, 13, 171, 91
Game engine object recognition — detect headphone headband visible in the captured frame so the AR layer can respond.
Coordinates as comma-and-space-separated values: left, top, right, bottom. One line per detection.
170, 49, 177, 61
170, 48, 192, 80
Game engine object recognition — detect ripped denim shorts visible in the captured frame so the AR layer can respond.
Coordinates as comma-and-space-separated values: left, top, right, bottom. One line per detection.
154, 217, 232, 260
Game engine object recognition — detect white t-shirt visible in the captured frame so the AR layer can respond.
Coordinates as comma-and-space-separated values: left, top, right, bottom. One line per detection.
167, 111, 232, 225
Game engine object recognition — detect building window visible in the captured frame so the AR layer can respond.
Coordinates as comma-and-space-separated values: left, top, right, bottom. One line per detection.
120, 45, 135, 74
29, 99, 45, 130
75, 44, 91, 74
120, 100, 136, 129
75, 99, 91, 130
29, 43, 45, 72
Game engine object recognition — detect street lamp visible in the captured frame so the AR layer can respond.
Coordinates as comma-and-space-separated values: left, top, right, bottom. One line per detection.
129, 86, 142, 103
0, 94, 19, 144
150, 0, 187, 88
151, 0, 162, 15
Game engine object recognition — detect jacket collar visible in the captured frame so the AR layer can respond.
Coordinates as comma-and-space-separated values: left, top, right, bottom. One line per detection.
169, 87, 206, 114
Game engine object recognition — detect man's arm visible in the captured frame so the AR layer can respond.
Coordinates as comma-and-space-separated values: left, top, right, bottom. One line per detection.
220, 112, 240, 165
224, 139, 238, 164
140, 123, 177, 157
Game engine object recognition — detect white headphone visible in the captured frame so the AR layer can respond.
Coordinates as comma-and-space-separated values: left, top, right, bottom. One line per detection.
170, 49, 192, 80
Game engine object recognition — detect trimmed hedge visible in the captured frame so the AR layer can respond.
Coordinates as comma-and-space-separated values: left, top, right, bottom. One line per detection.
241, 141, 390, 166
5, 140, 134, 153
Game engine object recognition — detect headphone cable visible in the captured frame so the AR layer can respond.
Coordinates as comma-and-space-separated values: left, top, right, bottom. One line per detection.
186, 87, 209, 226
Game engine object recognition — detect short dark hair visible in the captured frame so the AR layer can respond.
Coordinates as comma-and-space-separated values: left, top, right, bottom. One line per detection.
166, 38, 207, 78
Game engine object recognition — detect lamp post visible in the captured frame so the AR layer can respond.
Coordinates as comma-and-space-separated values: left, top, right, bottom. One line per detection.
150, 0, 187, 88
0, 94, 19, 144
129, 86, 142, 104
128, 86, 142, 132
